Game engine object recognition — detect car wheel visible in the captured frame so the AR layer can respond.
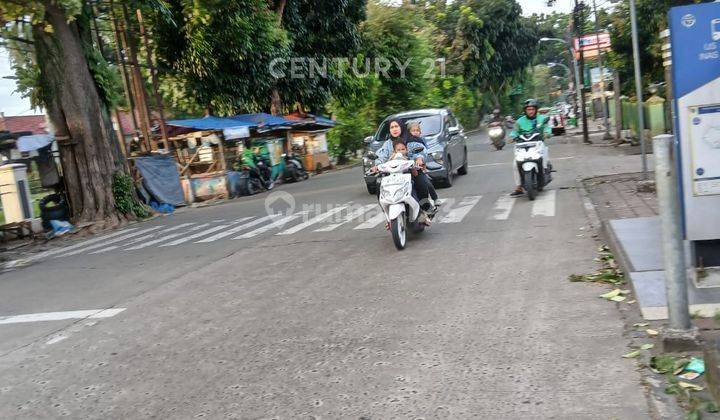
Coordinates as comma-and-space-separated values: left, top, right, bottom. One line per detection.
440, 157, 453, 188
457, 150, 468, 175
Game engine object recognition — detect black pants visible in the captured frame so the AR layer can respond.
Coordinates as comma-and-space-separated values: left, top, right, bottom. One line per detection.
413, 172, 433, 210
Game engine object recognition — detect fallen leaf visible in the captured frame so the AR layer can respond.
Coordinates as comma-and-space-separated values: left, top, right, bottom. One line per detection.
634, 322, 649, 327
610, 295, 627, 302
623, 350, 641, 358
627, 300, 637, 304
600, 289, 621, 299
678, 381, 704, 391
640, 343, 654, 350
619, 289, 631, 295
646, 329, 659, 336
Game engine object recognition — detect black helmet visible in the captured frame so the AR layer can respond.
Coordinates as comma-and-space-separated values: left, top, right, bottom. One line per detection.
524, 99, 539, 109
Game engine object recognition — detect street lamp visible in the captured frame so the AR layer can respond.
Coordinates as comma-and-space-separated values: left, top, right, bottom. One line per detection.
539, 38, 584, 133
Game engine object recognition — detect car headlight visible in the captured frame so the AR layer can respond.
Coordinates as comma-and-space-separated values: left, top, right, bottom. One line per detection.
430, 152, 443, 163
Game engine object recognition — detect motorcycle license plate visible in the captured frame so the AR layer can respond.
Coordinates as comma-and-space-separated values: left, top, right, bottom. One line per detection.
383, 173, 410, 186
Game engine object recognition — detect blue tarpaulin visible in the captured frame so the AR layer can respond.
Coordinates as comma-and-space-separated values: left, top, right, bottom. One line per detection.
166, 116, 254, 131
134, 155, 185, 206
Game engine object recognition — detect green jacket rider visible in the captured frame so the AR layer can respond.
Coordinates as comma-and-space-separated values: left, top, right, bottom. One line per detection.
510, 99, 551, 197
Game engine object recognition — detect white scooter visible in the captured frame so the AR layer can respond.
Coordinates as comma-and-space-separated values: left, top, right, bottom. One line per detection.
373, 157, 429, 250
514, 131, 553, 201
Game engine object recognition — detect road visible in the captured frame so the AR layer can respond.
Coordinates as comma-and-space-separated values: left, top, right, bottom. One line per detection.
0, 132, 651, 418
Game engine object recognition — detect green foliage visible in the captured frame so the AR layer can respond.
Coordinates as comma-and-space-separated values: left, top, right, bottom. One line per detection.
112, 172, 151, 219
153, 0, 290, 115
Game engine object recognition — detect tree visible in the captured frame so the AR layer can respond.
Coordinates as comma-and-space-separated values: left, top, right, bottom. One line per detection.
449, 0, 538, 108
153, 0, 289, 116
1, 1, 130, 230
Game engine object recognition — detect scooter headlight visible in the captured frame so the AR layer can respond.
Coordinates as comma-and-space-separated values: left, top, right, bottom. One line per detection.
381, 184, 409, 202
488, 127, 504, 138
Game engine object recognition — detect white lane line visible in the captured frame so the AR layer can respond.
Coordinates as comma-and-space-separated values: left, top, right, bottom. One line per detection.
194, 216, 286, 244
234, 212, 308, 239
531, 190, 557, 217
21, 228, 140, 262
315, 204, 376, 232
0, 308, 126, 325
490, 195, 516, 220
46, 335, 68, 345
437, 196, 482, 223
277, 205, 349, 235
89, 223, 196, 254
353, 211, 387, 230
124, 223, 211, 250
54, 226, 165, 258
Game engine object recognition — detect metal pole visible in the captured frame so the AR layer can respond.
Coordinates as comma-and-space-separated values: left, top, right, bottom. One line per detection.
654, 134, 691, 331
592, 0, 611, 139
614, 71, 622, 142
630, 0, 648, 177
569, 52, 583, 126
574, 0, 591, 144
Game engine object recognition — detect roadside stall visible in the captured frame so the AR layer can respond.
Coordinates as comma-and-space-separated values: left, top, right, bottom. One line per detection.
283, 113, 336, 173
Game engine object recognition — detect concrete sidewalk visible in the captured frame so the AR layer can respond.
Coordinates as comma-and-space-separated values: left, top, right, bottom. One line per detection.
585, 173, 720, 320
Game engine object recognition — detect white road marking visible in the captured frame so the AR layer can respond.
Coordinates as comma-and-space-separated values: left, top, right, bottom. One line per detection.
234, 212, 308, 239
21, 228, 140, 262
437, 196, 482, 223
353, 211, 387, 230
160, 217, 253, 247
194, 216, 287, 243
46, 335, 68, 345
124, 223, 211, 250
531, 190, 557, 217
0, 308, 126, 325
490, 195, 516, 220
315, 204, 376, 232
277, 205, 349, 235
54, 227, 165, 258
88, 223, 196, 254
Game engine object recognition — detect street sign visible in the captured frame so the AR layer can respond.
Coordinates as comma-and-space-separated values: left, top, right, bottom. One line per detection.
573, 32, 611, 59
669, 2, 720, 241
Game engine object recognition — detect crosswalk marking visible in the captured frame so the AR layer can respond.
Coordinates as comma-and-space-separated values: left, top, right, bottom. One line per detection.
54, 226, 165, 258
23, 228, 140, 262
234, 212, 308, 239
437, 196, 482, 223
490, 195, 516, 220
194, 216, 280, 243
0, 308, 126, 325
353, 211, 386, 230
531, 190, 557, 217
277, 205, 349, 235
162, 216, 254, 246
88, 223, 197, 254
315, 204, 376, 232
124, 223, 211, 250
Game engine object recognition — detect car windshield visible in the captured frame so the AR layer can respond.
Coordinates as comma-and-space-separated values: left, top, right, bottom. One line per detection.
375, 115, 443, 142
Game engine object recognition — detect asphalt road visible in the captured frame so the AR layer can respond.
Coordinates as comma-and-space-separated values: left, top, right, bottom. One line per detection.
0, 132, 651, 418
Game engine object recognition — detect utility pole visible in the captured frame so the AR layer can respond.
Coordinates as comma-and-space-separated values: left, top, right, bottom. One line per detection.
614, 71, 622, 142
574, 0, 591, 144
591, 0, 612, 140
630, 0, 648, 177
136, 9, 170, 151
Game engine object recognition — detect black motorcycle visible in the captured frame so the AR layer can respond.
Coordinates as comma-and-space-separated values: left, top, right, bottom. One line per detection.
238, 157, 274, 196
282, 152, 309, 183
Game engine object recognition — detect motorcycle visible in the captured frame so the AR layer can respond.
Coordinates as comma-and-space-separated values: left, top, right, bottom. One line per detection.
238, 158, 274, 196
370, 153, 431, 250
282, 152, 309, 183
487, 121, 506, 150
514, 131, 553, 201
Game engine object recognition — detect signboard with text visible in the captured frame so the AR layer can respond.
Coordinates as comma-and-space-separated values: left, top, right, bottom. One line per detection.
669, 2, 720, 241
573, 32, 611, 59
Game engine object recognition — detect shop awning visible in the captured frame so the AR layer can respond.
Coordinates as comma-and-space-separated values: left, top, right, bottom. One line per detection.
166, 116, 254, 131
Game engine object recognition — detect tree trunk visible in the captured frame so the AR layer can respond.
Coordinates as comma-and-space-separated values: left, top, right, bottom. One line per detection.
34, 1, 128, 231
269, 0, 286, 115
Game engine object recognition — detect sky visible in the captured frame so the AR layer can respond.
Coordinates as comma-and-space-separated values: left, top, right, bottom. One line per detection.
0, 0, 578, 117
519, 0, 575, 16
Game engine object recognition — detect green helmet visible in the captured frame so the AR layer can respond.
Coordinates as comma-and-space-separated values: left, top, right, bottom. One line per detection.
524, 99, 539, 109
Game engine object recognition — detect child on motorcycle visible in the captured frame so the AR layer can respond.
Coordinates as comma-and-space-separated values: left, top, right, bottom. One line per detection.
407, 122, 439, 204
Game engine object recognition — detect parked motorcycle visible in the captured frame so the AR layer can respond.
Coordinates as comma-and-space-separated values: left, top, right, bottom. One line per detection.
487, 121, 506, 150
282, 152, 309, 183
514, 131, 553, 201
369, 152, 431, 250
238, 158, 274, 196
